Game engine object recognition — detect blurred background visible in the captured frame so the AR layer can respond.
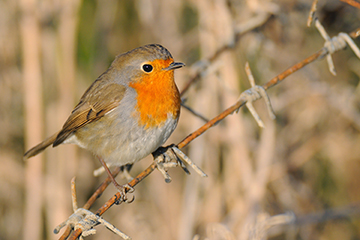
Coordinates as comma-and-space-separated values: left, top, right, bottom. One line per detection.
1, 0, 360, 239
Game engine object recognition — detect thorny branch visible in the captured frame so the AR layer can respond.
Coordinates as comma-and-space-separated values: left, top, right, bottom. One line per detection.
180, 8, 275, 96
307, 0, 318, 27
61, 23, 360, 239
56, 178, 131, 240
339, 0, 360, 10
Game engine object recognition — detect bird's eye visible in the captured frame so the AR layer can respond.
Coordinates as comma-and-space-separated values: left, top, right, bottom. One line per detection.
142, 64, 153, 73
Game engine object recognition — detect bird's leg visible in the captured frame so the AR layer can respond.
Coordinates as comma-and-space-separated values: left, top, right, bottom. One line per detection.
97, 157, 134, 203
93, 163, 134, 182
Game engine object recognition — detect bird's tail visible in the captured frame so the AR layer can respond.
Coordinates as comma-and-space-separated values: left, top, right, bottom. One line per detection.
23, 132, 59, 159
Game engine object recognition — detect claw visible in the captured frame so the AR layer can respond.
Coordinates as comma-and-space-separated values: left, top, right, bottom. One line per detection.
153, 149, 173, 183
97, 157, 134, 203
114, 183, 135, 203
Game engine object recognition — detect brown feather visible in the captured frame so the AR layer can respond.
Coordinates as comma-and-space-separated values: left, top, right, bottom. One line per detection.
23, 132, 59, 159
53, 83, 126, 146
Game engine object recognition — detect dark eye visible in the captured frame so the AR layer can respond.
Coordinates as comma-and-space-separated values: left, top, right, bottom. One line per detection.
142, 64, 153, 73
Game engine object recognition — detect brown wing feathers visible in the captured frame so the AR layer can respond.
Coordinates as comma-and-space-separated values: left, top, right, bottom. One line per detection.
53, 83, 126, 146
24, 83, 126, 158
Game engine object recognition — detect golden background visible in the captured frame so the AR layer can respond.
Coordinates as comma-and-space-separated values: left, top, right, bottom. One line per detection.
1, 0, 360, 239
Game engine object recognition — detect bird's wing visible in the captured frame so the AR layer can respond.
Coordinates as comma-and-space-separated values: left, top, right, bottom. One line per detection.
53, 82, 126, 146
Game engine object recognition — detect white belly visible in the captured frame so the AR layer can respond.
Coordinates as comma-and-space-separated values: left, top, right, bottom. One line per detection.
65, 103, 178, 166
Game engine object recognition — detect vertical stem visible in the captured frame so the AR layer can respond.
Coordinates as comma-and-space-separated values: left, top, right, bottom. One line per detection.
19, 0, 43, 239
52, 0, 81, 227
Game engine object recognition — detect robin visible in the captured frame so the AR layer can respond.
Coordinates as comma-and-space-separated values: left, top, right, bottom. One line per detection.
24, 44, 184, 198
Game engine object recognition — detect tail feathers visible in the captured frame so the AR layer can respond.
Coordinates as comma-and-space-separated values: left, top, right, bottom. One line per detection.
23, 132, 59, 159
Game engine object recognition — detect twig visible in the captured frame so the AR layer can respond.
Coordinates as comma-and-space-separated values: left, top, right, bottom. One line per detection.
293, 202, 360, 225
339, 0, 360, 9
71, 177, 78, 211
178, 50, 325, 150
61, 170, 130, 240
58, 226, 72, 240
180, 44, 233, 96
180, 11, 274, 97
171, 146, 207, 177
315, 19, 360, 75
57, 208, 131, 240
181, 24, 360, 150
179, 24, 360, 147
181, 101, 209, 122
307, 0, 318, 27
248, 203, 360, 239
239, 62, 276, 128
83, 166, 122, 209
60, 26, 360, 240
249, 212, 296, 239
59, 167, 122, 238
66, 163, 157, 240
350, 27, 360, 38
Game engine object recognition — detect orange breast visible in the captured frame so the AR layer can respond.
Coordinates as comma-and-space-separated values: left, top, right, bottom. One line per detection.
129, 58, 181, 129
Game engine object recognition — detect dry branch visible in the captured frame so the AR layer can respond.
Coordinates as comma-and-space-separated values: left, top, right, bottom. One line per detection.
180, 9, 275, 96
340, 0, 360, 9
60, 23, 360, 239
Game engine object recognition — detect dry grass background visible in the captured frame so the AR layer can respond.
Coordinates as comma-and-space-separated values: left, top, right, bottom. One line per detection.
1, 0, 360, 239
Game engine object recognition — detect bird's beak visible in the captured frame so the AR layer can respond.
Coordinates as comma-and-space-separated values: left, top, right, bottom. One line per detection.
163, 62, 185, 71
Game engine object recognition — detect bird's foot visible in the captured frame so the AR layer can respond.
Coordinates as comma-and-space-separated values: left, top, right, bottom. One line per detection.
97, 157, 134, 203
113, 183, 135, 204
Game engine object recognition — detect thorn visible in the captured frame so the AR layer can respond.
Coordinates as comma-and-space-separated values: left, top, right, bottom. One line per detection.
54, 208, 131, 239
172, 146, 207, 177
307, 0, 318, 27
314, 19, 360, 76
152, 145, 207, 181
71, 177, 78, 212
237, 63, 276, 127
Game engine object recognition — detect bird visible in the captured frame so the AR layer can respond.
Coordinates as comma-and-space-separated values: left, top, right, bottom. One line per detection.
24, 44, 184, 199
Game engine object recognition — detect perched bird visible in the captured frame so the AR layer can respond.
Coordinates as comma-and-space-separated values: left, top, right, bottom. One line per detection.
24, 44, 184, 198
